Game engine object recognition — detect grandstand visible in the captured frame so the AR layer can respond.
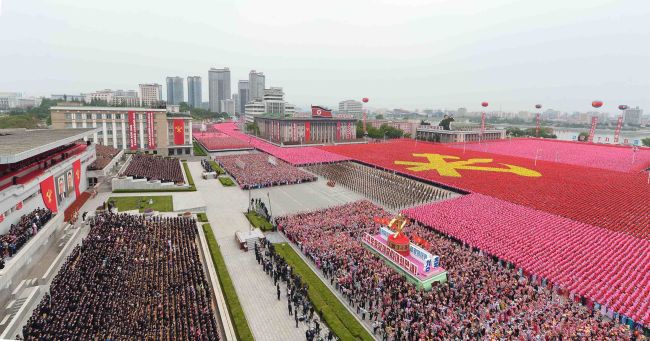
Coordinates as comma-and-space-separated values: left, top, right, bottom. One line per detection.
121, 154, 185, 184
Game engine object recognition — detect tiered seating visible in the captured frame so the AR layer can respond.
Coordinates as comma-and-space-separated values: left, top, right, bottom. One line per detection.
122, 154, 184, 183
277, 201, 636, 338
320, 139, 650, 238
22, 213, 219, 340
214, 123, 349, 165
0, 143, 87, 191
402, 194, 650, 327
88, 144, 120, 170
215, 152, 316, 189
448, 138, 650, 173
0, 208, 52, 261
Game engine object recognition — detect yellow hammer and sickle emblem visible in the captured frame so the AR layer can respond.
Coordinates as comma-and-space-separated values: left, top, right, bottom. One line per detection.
176, 126, 183, 133
46, 189, 53, 203
394, 153, 541, 178
75, 170, 80, 180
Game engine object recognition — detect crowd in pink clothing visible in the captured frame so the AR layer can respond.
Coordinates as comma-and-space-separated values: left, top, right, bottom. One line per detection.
402, 194, 650, 327
278, 201, 637, 339
194, 131, 251, 151
215, 152, 316, 189
449, 138, 650, 173
213, 123, 349, 165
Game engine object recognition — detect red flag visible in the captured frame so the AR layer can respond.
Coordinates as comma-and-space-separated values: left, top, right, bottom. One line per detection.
128, 111, 138, 150
173, 119, 185, 145
147, 112, 156, 149
305, 122, 311, 143
311, 105, 332, 118
16, 201, 23, 210
73, 159, 81, 198
588, 116, 598, 143
336, 122, 341, 140
40, 176, 58, 213
613, 116, 623, 144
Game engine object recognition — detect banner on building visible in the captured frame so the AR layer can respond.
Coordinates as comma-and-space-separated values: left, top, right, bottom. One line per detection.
311, 105, 333, 118
57, 175, 66, 203
292, 123, 297, 142
40, 176, 58, 213
480, 112, 486, 136
128, 111, 138, 150
535, 113, 541, 137
336, 122, 341, 140
305, 122, 311, 143
613, 116, 623, 144
147, 111, 156, 149
347, 122, 352, 139
73, 159, 81, 198
173, 119, 185, 145
67, 169, 74, 194
588, 116, 598, 143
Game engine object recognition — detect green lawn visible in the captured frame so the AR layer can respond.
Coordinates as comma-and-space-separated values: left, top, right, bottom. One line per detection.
182, 161, 197, 191
193, 141, 208, 156
197, 212, 208, 222
218, 176, 235, 186
107, 196, 173, 212
275, 243, 374, 341
244, 211, 273, 231
202, 223, 254, 341
209, 160, 225, 175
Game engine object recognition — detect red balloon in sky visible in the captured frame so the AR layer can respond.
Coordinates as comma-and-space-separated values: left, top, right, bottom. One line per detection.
591, 101, 603, 108
535, 104, 542, 109
481, 102, 489, 107
618, 105, 628, 110
362, 98, 369, 103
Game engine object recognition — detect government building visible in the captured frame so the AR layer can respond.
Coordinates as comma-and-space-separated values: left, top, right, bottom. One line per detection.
416, 124, 506, 143
50, 106, 193, 156
254, 115, 358, 145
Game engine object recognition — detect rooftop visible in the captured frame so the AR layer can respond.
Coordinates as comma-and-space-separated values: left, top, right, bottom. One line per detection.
51, 106, 167, 112
0, 128, 98, 164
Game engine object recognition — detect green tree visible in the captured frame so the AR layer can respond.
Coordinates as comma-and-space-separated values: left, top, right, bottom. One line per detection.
375, 114, 384, 120
642, 137, 650, 147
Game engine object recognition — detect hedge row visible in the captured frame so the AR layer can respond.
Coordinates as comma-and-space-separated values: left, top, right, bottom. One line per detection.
274, 243, 373, 341
202, 223, 254, 341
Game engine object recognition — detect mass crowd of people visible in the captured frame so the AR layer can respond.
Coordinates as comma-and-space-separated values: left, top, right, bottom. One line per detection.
88, 144, 120, 171
215, 153, 316, 189
0, 208, 52, 266
277, 201, 639, 339
254, 239, 335, 340
122, 154, 184, 183
306, 162, 454, 210
22, 213, 219, 340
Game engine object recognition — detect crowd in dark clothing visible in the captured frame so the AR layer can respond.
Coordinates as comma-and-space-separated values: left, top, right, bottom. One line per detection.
215, 153, 317, 190
306, 162, 454, 210
278, 201, 637, 340
122, 154, 184, 183
254, 238, 336, 341
1, 208, 52, 263
200, 159, 215, 173
22, 213, 219, 340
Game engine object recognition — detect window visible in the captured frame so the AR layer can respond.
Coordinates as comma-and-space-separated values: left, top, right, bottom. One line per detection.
115, 114, 121, 120
106, 114, 113, 119
65, 113, 72, 120
86, 114, 92, 120
65, 123, 73, 128
75, 113, 82, 120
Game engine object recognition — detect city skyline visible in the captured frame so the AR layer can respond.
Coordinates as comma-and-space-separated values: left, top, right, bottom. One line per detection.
0, 0, 649, 112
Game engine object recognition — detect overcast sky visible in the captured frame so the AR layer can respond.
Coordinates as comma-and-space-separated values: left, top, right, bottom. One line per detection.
1, 0, 649, 112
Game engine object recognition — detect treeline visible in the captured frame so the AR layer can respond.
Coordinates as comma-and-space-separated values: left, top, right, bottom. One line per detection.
356, 121, 407, 139
506, 127, 557, 138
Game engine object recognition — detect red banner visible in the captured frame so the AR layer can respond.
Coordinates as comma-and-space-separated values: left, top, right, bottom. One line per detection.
588, 116, 598, 143
311, 105, 332, 118
613, 116, 623, 144
480, 112, 486, 136
173, 119, 185, 145
347, 122, 352, 139
73, 159, 81, 198
147, 111, 156, 149
128, 111, 138, 150
292, 123, 297, 142
305, 122, 311, 143
40, 176, 58, 213
336, 122, 341, 140
535, 113, 541, 137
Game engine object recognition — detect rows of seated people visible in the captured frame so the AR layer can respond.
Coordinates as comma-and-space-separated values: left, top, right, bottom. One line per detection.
0, 144, 85, 189
215, 153, 316, 189
23, 213, 220, 340
0, 208, 52, 265
122, 154, 184, 183
88, 144, 120, 171
277, 201, 638, 339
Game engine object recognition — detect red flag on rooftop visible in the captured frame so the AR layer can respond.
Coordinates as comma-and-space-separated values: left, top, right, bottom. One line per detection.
311, 105, 332, 118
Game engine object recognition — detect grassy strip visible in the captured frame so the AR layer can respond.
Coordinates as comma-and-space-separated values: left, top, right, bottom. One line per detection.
275, 243, 374, 341
202, 223, 254, 341
218, 176, 235, 187
182, 161, 197, 191
209, 160, 225, 175
197, 212, 208, 222
193, 141, 208, 156
107, 196, 173, 212
244, 211, 273, 231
